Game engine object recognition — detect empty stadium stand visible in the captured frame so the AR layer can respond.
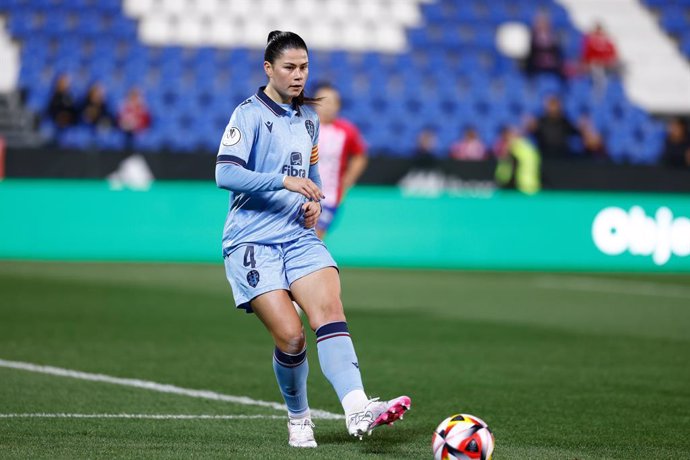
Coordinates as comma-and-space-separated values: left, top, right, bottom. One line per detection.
644, 0, 690, 59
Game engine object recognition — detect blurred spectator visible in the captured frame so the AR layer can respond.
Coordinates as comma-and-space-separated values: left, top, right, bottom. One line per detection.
46, 74, 78, 133
525, 12, 565, 80
80, 83, 115, 132
399, 128, 443, 195
581, 22, 622, 94
527, 95, 583, 159
494, 126, 541, 194
661, 117, 690, 168
118, 88, 151, 149
581, 22, 620, 73
450, 126, 488, 161
412, 127, 439, 169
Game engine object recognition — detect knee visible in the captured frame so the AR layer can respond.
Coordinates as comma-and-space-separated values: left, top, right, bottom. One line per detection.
308, 298, 346, 331
275, 327, 306, 354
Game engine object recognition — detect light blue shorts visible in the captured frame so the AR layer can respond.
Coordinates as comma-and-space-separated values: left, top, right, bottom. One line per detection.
223, 232, 338, 313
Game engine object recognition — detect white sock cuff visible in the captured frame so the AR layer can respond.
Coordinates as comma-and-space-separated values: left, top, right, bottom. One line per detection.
288, 408, 311, 420
341, 389, 368, 414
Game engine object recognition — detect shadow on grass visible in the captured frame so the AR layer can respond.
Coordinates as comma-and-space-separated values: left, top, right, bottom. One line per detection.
317, 425, 421, 456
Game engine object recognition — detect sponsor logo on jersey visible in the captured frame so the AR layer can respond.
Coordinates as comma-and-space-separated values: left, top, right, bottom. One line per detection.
265, 121, 273, 133
222, 127, 241, 146
305, 119, 315, 140
240, 99, 252, 106
282, 152, 305, 177
592, 206, 690, 266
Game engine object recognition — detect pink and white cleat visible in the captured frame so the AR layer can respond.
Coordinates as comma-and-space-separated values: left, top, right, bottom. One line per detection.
346, 396, 412, 439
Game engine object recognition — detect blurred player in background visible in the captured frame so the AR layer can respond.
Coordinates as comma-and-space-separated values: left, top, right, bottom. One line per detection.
312, 83, 368, 239
215, 30, 410, 449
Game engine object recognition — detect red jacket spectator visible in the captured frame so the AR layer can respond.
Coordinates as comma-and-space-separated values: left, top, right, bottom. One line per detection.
582, 23, 618, 68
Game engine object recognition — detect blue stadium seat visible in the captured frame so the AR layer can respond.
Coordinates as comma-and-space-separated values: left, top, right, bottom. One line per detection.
422, 3, 446, 23
681, 35, 690, 58
96, 129, 126, 151
660, 7, 689, 34
58, 126, 93, 149
7, 9, 32, 36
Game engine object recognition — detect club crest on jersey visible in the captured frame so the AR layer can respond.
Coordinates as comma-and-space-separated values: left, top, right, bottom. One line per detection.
282, 152, 305, 177
247, 270, 260, 288
305, 120, 315, 140
222, 127, 241, 146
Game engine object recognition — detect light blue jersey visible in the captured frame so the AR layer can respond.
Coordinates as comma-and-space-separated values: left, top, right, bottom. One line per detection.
216, 87, 321, 256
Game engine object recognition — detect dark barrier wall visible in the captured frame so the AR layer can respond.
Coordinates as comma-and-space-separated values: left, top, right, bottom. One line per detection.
6, 148, 690, 193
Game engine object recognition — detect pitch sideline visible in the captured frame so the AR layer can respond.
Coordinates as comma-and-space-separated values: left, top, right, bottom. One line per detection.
0, 358, 344, 420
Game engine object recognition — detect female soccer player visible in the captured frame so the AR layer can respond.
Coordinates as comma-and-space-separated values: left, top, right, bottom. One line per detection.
215, 31, 410, 448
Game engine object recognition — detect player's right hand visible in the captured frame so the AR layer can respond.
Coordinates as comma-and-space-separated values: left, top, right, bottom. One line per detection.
283, 176, 324, 202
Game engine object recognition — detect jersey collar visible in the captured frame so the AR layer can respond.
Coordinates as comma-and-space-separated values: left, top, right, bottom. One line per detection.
256, 86, 301, 117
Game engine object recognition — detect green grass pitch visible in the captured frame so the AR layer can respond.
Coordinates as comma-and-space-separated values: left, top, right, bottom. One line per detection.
0, 261, 689, 459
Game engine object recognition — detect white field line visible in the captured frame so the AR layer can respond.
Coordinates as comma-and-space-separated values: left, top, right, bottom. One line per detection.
0, 413, 285, 420
0, 359, 343, 420
532, 276, 690, 300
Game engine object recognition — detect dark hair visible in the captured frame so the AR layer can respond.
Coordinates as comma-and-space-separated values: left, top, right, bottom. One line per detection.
264, 30, 315, 106
264, 31, 308, 63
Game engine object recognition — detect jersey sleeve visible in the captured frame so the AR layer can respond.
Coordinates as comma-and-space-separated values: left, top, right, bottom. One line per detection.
217, 106, 256, 168
310, 116, 320, 166
215, 105, 284, 193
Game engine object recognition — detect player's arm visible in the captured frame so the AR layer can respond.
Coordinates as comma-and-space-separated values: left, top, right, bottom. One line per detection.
216, 161, 284, 192
342, 123, 369, 191
342, 154, 368, 191
301, 118, 323, 229
217, 159, 322, 201
308, 157, 323, 191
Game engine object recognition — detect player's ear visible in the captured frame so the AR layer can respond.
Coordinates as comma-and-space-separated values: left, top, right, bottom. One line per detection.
264, 61, 273, 78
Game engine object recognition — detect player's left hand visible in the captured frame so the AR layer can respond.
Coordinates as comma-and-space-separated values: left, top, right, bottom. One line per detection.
301, 201, 321, 229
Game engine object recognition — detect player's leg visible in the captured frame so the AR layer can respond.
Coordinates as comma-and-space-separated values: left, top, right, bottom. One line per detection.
250, 291, 316, 448
223, 244, 315, 447
289, 267, 364, 410
284, 235, 411, 438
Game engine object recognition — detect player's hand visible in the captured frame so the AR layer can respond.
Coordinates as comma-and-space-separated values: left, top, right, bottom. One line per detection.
301, 201, 321, 229
283, 176, 324, 202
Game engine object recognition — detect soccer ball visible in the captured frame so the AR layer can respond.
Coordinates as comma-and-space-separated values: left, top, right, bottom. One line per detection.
432, 413, 494, 460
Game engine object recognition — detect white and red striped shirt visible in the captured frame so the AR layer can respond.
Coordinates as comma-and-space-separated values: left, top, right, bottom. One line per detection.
317, 118, 366, 208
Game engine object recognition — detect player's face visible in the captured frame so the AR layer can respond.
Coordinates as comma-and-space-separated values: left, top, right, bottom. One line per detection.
315, 88, 340, 124
264, 48, 309, 103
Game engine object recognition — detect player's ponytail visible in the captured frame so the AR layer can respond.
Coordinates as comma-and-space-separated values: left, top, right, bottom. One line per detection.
264, 30, 316, 107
